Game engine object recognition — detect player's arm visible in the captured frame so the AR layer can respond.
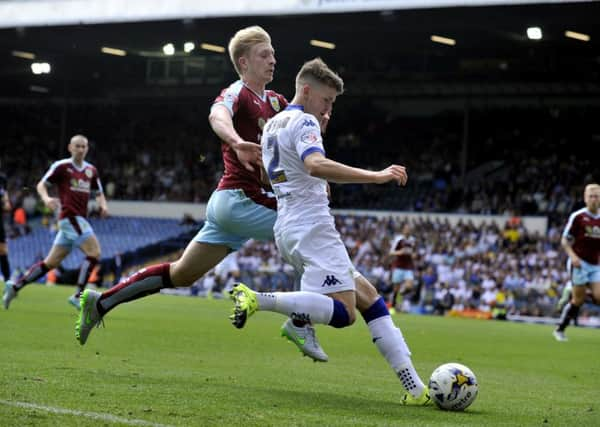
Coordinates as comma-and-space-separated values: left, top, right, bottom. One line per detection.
94, 176, 108, 217
561, 235, 581, 268
303, 152, 408, 186
36, 178, 59, 211
208, 104, 261, 172
96, 192, 108, 217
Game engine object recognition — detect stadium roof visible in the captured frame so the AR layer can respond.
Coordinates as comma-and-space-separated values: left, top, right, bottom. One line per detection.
0, 1, 598, 100
0, 0, 590, 28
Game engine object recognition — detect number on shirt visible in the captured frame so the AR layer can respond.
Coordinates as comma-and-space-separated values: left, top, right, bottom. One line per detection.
266, 135, 287, 184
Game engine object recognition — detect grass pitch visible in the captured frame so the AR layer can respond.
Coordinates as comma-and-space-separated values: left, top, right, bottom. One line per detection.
1, 285, 598, 426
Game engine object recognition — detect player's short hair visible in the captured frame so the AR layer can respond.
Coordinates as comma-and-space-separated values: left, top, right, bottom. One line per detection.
70, 134, 88, 145
584, 183, 600, 195
295, 58, 344, 94
228, 26, 271, 76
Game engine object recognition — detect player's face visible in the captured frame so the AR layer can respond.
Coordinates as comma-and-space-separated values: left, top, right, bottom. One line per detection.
584, 186, 600, 211
68, 139, 89, 162
305, 83, 337, 128
242, 42, 276, 84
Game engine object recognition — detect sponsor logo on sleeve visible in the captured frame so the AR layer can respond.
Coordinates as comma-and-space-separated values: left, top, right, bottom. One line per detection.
301, 131, 320, 145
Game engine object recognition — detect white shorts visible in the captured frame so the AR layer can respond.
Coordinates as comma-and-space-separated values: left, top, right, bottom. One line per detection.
275, 222, 355, 295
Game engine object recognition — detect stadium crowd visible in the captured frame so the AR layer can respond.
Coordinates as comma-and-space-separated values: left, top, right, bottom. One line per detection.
2, 103, 598, 229
2, 103, 598, 321
188, 214, 596, 320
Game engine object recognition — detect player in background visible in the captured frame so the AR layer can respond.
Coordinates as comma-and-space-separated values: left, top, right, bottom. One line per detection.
388, 223, 416, 313
3, 135, 108, 310
0, 167, 11, 284
75, 25, 291, 344
230, 58, 431, 405
553, 183, 600, 341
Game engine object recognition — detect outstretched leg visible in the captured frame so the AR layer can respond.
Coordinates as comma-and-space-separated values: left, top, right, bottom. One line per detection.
355, 274, 430, 405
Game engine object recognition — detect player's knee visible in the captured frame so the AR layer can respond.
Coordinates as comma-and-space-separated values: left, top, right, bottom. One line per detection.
169, 261, 193, 287
86, 248, 101, 259
329, 299, 355, 328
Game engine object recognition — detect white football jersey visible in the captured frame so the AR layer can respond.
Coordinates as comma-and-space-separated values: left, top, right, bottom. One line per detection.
261, 105, 332, 231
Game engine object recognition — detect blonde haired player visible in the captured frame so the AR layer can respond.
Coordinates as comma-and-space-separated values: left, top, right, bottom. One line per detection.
75, 26, 291, 345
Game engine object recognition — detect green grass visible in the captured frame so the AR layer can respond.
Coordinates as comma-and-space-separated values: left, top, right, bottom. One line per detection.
1, 285, 598, 426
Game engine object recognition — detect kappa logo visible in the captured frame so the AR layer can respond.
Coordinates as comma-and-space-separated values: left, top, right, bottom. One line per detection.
302, 119, 316, 128
322, 275, 342, 287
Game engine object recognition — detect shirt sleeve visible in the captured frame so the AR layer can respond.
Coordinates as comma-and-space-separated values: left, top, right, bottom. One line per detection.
41, 161, 60, 184
211, 85, 240, 117
562, 212, 577, 239
92, 168, 103, 193
294, 114, 325, 161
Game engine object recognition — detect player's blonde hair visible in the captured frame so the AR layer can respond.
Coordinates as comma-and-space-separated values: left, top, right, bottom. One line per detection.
584, 183, 600, 195
228, 26, 271, 76
295, 58, 344, 94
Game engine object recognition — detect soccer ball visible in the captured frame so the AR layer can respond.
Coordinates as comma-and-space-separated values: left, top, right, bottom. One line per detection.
429, 362, 478, 411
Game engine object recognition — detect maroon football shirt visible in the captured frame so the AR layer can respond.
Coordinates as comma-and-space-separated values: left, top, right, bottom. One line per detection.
562, 207, 600, 265
212, 80, 287, 210
41, 159, 103, 219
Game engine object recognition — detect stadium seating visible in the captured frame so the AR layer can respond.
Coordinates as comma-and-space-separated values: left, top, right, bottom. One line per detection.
7, 216, 198, 270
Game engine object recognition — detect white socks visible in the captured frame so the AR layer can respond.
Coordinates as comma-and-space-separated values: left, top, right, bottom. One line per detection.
367, 315, 425, 397
256, 291, 334, 324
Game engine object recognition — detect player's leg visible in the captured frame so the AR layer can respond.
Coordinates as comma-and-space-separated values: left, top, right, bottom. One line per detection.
232, 222, 355, 327
3, 241, 70, 309
557, 281, 572, 311
400, 276, 415, 312
91, 189, 259, 317
75, 239, 229, 345
0, 241, 10, 283
70, 233, 101, 308
230, 284, 355, 329
76, 189, 249, 344
554, 284, 586, 342
230, 223, 355, 360
99, 240, 229, 314
390, 268, 402, 313
554, 261, 598, 341
355, 273, 430, 405
590, 281, 600, 308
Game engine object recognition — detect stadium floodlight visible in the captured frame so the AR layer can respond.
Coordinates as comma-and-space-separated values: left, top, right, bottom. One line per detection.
162, 43, 175, 55
200, 43, 225, 53
184, 42, 195, 53
31, 62, 51, 74
12, 50, 35, 59
565, 30, 590, 42
431, 35, 456, 46
310, 39, 336, 49
101, 46, 126, 56
527, 27, 542, 40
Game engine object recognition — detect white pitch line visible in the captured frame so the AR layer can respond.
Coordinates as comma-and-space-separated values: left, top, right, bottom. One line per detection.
0, 399, 174, 427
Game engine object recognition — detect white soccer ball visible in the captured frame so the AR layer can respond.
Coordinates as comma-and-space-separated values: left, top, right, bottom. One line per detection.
429, 362, 478, 411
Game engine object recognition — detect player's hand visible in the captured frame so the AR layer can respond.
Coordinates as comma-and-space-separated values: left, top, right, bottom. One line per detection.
374, 165, 408, 186
99, 206, 109, 218
233, 141, 262, 172
571, 255, 582, 268
43, 197, 60, 211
